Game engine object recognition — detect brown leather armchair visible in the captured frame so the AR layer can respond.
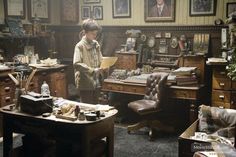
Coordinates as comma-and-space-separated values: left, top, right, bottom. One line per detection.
127, 73, 173, 140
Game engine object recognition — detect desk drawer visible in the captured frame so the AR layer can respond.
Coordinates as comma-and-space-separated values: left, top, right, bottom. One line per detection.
170, 89, 197, 99
0, 84, 15, 95
0, 93, 14, 107
231, 81, 236, 90
213, 68, 227, 78
212, 101, 231, 109
212, 90, 230, 106
103, 83, 123, 92
212, 77, 231, 90
123, 85, 145, 95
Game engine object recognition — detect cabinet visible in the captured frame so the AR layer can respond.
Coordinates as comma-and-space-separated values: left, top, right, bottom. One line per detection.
115, 51, 138, 70
181, 55, 206, 84
0, 76, 15, 107
33, 66, 68, 98
48, 68, 67, 98
211, 65, 236, 109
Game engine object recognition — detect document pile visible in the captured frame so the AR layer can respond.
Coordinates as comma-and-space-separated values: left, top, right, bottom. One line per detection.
170, 67, 198, 86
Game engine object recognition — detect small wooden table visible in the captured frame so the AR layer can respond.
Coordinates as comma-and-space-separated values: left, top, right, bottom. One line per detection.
102, 79, 205, 124
0, 105, 117, 157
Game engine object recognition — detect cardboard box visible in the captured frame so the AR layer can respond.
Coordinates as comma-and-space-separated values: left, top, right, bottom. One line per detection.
178, 119, 214, 157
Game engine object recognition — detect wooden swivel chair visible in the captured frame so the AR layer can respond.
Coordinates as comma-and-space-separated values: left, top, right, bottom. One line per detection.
127, 73, 173, 140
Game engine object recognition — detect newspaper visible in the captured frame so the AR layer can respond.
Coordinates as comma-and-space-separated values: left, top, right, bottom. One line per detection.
100, 57, 118, 69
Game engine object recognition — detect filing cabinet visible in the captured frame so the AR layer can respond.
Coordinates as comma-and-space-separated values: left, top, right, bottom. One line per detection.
211, 65, 236, 109
0, 76, 15, 107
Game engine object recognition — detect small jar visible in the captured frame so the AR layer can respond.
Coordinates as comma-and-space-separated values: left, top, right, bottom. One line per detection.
78, 111, 85, 121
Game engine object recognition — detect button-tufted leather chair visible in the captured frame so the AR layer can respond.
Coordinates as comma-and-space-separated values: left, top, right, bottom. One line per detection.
127, 73, 173, 140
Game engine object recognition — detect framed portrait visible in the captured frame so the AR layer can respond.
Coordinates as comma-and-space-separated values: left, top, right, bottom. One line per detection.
60, 0, 79, 24
28, 0, 50, 22
3, 0, 26, 18
226, 2, 236, 18
93, 6, 103, 20
145, 0, 175, 22
112, 0, 131, 18
81, 6, 91, 19
189, 0, 216, 16
84, 0, 101, 3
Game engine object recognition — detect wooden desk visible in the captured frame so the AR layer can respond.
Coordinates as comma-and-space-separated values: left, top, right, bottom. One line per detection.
0, 105, 117, 157
102, 79, 205, 124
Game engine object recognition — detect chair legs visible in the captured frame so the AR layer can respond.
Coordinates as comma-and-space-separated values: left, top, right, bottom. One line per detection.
127, 120, 175, 141
127, 120, 148, 134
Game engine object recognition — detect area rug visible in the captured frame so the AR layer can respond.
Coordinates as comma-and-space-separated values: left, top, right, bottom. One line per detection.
114, 126, 178, 157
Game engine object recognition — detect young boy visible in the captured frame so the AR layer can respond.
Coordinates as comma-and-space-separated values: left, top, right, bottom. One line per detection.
73, 19, 103, 104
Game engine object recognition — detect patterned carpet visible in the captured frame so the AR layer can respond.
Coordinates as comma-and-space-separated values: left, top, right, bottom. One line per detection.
0, 126, 178, 157
114, 126, 178, 157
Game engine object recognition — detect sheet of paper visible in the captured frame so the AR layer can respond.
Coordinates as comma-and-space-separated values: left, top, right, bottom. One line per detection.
100, 57, 118, 69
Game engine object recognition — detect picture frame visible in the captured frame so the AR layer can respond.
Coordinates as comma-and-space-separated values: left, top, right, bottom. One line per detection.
189, 0, 216, 16
3, 0, 26, 18
165, 32, 171, 38
112, 0, 131, 18
5, 18, 25, 36
226, 2, 236, 18
93, 6, 103, 20
28, 0, 50, 22
60, 0, 79, 24
83, 0, 101, 4
145, 0, 175, 22
81, 6, 91, 19
155, 32, 162, 38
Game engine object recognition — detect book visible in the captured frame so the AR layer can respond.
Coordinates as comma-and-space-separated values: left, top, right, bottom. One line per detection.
172, 67, 197, 75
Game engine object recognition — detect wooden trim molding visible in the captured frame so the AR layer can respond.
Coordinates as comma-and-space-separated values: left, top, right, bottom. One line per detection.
49, 25, 227, 32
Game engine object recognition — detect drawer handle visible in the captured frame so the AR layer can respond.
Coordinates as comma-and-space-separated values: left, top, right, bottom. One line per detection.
219, 106, 224, 109
60, 69, 65, 72
5, 97, 11, 102
4, 87, 10, 92
219, 83, 225, 87
220, 72, 226, 75
219, 95, 225, 99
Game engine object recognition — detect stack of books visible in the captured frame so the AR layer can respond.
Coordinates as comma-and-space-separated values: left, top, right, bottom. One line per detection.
171, 67, 198, 86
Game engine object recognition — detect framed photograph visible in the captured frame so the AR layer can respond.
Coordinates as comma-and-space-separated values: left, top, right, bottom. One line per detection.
189, 0, 216, 16
3, 0, 26, 18
28, 0, 50, 22
165, 32, 171, 38
93, 6, 103, 20
60, 0, 79, 24
155, 32, 162, 38
84, 0, 101, 3
145, 0, 175, 22
226, 2, 236, 18
81, 6, 91, 19
112, 0, 131, 18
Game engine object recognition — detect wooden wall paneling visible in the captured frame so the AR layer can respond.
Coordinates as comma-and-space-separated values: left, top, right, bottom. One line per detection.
51, 25, 225, 86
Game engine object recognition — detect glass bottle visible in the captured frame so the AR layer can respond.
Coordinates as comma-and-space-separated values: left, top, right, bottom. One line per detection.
41, 81, 50, 97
